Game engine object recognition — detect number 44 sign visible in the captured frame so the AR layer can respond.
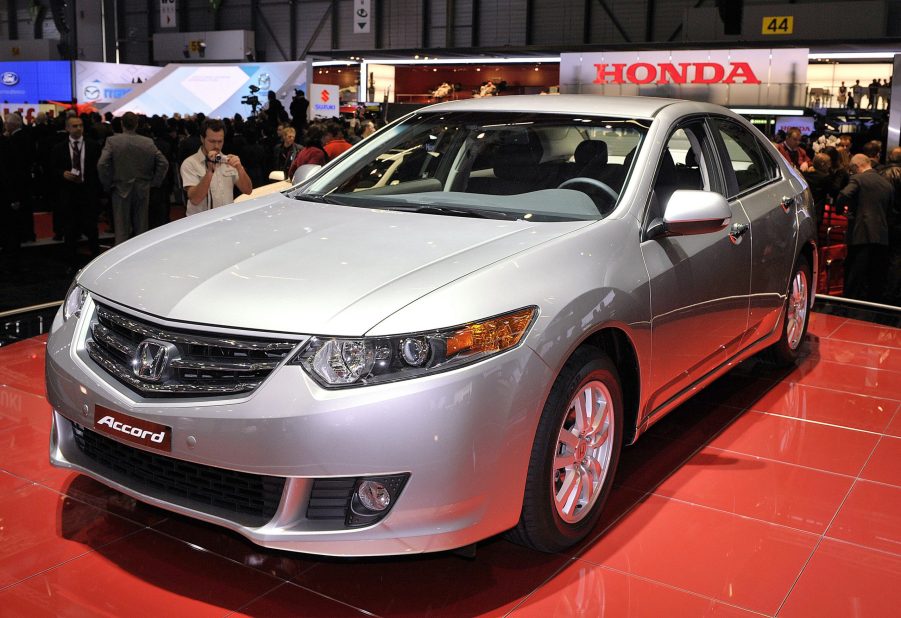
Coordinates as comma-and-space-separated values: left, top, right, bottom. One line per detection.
354, 0, 371, 34
762, 16, 793, 35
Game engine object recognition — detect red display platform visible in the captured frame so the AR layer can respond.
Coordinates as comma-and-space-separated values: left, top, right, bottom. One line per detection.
0, 314, 898, 617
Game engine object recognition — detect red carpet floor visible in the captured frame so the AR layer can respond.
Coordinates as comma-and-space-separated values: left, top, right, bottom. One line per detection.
0, 313, 898, 617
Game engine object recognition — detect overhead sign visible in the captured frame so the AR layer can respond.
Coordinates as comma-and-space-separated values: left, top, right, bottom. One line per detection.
762, 16, 793, 35
0, 61, 72, 103
312, 83, 340, 118
160, 0, 177, 29
75, 61, 162, 106
592, 62, 760, 85
106, 61, 311, 118
353, 0, 371, 34
560, 49, 809, 107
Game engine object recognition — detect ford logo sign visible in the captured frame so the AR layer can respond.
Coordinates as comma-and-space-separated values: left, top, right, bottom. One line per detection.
1, 72, 19, 86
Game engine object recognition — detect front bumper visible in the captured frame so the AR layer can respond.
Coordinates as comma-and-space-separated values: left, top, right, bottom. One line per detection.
46, 301, 553, 556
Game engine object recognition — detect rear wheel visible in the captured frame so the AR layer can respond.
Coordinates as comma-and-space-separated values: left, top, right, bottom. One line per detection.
767, 255, 812, 365
509, 347, 623, 553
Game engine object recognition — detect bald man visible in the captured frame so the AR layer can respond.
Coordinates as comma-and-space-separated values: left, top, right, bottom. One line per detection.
836, 153, 894, 302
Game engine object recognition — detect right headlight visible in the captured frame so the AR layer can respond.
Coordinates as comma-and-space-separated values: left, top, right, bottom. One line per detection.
62, 281, 87, 322
292, 307, 537, 388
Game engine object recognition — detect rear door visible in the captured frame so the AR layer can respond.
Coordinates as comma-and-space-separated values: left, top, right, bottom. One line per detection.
710, 117, 800, 346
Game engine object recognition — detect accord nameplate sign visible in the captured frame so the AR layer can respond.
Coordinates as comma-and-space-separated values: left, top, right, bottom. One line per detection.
94, 406, 172, 452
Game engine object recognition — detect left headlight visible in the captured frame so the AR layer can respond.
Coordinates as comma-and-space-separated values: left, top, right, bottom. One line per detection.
63, 282, 87, 322
292, 307, 537, 388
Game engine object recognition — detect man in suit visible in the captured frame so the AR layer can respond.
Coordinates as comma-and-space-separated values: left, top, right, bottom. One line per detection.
97, 112, 169, 245
52, 115, 102, 266
4, 113, 36, 245
836, 154, 894, 302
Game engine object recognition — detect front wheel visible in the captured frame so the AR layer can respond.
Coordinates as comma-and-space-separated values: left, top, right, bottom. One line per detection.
509, 347, 624, 553
767, 255, 812, 365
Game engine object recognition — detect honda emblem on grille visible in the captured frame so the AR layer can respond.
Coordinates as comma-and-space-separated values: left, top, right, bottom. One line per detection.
133, 339, 176, 382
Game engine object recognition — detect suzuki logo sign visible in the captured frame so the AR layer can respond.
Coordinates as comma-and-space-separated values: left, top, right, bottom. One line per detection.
320, 89, 330, 103
593, 62, 761, 85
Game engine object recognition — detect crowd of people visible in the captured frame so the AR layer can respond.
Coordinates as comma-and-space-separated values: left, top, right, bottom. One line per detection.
0, 96, 380, 272
835, 78, 893, 110
774, 128, 900, 305
1, 102, 897, 306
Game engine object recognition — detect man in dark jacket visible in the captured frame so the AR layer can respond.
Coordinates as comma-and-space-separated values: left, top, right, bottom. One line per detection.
51, 115, 102, 266
835, 154, 894, 302
878, 147, 901, 305
290, 90, 309, 135
803, 153, 835, 228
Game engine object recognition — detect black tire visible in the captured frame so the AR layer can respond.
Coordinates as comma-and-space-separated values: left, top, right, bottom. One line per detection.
767, 255, 812, 366
508, 346, 624, 553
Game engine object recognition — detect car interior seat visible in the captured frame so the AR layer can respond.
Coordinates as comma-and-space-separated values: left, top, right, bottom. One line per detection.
676, 148, 703, 190
572, 140, 609, 180
468, 131, 548, 195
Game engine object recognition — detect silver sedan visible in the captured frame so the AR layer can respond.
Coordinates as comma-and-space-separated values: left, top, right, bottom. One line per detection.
46, 95, 816, 556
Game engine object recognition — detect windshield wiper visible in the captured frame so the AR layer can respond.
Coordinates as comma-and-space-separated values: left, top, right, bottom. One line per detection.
294, 192, 345, 205
380, 204, 515, 220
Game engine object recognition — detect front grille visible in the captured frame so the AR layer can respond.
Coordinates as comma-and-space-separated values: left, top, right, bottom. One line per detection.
86, 303, 299, 397
72, 422, 285, 526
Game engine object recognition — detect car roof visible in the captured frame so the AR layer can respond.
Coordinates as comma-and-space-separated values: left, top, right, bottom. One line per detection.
420, 94, 688, 118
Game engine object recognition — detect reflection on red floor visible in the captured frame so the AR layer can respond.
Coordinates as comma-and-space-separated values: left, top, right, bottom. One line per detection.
0, 313, 899, 617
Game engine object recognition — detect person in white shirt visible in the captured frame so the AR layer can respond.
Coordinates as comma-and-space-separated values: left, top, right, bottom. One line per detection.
180, 118, 252, 216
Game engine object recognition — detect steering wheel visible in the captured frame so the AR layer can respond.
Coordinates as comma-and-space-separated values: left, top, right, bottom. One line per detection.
557, 177, 619, 203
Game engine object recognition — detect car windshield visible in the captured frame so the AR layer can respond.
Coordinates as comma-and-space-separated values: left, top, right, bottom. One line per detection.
295, 112, 649, 222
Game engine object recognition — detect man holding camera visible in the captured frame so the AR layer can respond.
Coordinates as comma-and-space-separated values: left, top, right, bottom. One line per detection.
181, 118, 252, 216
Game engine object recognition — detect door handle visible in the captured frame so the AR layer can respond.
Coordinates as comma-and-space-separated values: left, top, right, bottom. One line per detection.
729, 222, 749, 245
781, 196, 795, 212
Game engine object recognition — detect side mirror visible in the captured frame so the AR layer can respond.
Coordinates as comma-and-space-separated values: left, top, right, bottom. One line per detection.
292, 164, 322, 185
268, 171, 286, 181
648, 190, 732, 239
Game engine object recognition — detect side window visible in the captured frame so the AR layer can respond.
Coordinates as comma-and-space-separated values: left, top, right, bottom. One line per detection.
646, 120, 718, 226
713, 119, 778, 197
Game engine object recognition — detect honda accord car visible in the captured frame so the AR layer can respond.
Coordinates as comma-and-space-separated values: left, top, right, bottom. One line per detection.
46, 95, 816, 556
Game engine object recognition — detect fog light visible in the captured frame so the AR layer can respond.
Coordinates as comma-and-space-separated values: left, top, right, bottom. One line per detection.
346, 473, 409, 527
357, 480, 391, 511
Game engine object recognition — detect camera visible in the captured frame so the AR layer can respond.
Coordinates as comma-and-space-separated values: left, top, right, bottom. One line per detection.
209, 154, 225, 164
241, 85, 262, 116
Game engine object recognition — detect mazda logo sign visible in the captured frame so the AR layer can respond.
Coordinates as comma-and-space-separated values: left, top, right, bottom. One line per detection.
1, 72, 19, 86
83, 85, 101, 100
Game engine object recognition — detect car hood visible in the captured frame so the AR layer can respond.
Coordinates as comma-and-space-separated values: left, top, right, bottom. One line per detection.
79, 195, 591, 335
